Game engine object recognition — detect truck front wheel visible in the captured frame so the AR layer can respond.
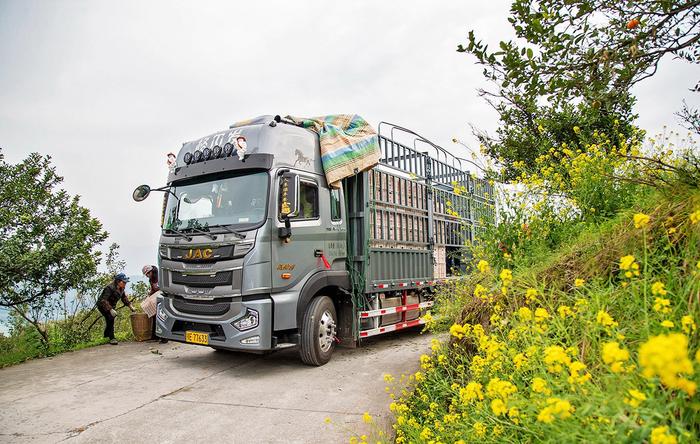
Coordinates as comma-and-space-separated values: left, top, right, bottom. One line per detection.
299, 296, 337, 366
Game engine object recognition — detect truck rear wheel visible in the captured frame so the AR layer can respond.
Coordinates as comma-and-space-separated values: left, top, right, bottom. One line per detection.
299, 296, 336, 366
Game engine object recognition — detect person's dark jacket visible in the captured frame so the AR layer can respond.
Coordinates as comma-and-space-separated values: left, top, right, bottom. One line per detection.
148, 266, 160, 296
97, 282, 130, 313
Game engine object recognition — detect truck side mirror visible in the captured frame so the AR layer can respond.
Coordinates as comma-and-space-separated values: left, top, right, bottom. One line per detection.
133, 185, 151, 202
278, 172, 299, 240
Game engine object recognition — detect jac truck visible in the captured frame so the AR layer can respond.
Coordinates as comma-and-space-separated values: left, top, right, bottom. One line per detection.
133, 115, 494, 365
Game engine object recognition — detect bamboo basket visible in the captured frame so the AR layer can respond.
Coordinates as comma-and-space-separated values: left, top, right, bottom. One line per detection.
130, 312, 152, 341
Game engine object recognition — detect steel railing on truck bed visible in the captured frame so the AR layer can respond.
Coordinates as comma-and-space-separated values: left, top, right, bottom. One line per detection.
343, 122, 496, 339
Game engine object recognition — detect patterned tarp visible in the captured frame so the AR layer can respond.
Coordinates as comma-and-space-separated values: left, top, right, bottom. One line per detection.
286, 114, 380, 188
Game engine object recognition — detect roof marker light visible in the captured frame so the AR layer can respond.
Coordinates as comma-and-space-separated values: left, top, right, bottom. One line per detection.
183, 152, 193, 164
213, 145, 222, 158
202, 148, 212, 160
193, 150, 202, 162
223, 142, 234, 156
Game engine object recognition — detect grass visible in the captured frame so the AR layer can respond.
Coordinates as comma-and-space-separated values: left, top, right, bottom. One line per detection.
0, 308, 136, 368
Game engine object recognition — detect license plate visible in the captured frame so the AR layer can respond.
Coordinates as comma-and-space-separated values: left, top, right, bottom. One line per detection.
185, 331, 209, 345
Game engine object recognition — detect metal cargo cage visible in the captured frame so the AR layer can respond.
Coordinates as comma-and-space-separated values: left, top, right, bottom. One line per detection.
345, 122, 495, 300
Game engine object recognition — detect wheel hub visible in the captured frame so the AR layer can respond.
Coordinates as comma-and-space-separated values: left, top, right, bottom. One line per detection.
318, 310, 337, 353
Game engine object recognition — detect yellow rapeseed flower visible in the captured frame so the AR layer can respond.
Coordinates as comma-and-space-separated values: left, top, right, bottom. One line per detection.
660, 320, 675, 328
477, 260, 490, 273
491, 399, 508, 416
499, 269, 513, 285
690, 209, 700, 224
653, 297, 671, 313
681, 315, 696, 334
537, 398, 574, 423
624, 389, 647, 407
574, 278, 585, 287
558, 305, 574, 319
513, 353, 527, 370
473, 283, 488, 299
619, 255, 636, 270
460, 382, 484, 403
567, 361, 591, 385
518, 307, 533, 321
486, 377, 517, 399
633, 213, 650, 228
650, 426, 677, 444
601, 342, 629, 373
534, 308, 550, 323
473, 421, 486, 437
450, 323, 468, 340
544, 346, 572, 373
639, 333, 697, 395
525, 288, 538, 302
362, 412, 372, 424
651, 281, 668, 296
596, 310, 619, 328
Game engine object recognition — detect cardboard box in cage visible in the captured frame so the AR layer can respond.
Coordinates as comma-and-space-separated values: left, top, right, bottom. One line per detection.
433, 246, 447, 279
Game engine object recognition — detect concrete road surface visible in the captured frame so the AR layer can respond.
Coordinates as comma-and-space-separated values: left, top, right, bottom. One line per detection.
0, 331, 432, 443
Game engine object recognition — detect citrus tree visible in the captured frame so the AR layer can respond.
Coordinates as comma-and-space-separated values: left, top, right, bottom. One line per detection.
0, 149, 107, 343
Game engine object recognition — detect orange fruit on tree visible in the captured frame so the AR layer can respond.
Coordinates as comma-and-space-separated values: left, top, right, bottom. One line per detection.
626, 19, 640, 30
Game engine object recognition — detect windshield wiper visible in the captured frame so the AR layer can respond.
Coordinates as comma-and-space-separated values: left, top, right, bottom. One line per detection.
212, 224, 245, 239
163, 228, 193, 241
182, 226, 218, 240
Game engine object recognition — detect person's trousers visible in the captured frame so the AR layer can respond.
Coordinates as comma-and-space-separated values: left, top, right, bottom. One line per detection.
150, 315, 156, 339
102, 311, 115, 339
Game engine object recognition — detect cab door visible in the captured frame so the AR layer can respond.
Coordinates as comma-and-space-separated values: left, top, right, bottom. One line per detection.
271, 173, 326, 293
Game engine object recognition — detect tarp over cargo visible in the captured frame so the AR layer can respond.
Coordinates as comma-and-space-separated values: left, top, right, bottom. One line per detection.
286, 114, 380, 188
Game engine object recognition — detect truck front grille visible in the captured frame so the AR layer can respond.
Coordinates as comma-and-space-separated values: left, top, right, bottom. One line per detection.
171, 270, 233, 287
172, 298, 231, 316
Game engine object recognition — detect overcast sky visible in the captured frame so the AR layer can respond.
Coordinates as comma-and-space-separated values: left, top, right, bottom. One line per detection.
1, 0, 697, 276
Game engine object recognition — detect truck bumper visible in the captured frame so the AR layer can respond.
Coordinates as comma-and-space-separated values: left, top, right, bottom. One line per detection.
155, 294, 273, 352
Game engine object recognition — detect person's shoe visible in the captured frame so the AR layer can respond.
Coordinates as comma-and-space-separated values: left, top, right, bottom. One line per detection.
109, 339, 118, 345
159, 338, 169, 344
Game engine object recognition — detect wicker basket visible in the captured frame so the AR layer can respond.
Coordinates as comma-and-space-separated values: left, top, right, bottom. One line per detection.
130, 312, 153, 341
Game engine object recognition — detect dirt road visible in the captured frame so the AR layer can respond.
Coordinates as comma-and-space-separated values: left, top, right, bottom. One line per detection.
0, 331, 431, 443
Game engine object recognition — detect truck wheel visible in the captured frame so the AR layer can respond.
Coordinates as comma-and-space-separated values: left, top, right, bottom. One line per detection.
299, 296, 337, 366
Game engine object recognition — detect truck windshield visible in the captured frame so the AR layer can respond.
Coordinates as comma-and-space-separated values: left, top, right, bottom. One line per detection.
163, 172, 268, 232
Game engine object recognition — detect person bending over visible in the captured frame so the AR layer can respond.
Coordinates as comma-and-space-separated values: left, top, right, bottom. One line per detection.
97, 273, 135, 345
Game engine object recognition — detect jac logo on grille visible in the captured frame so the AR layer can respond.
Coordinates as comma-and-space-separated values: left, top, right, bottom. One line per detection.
183, 248, 213, 260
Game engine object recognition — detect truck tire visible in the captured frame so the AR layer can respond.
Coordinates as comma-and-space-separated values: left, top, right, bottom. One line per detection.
299, 296, 337, 366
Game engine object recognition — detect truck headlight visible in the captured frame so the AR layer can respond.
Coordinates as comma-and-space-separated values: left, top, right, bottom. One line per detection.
232, 308, 258, 331
157, 302, 168, 322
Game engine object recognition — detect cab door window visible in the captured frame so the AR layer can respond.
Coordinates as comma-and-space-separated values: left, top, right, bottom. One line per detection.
297, 182, 319, 219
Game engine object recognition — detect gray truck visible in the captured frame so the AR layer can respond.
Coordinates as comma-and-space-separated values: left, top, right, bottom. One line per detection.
133, 115, 494, 365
